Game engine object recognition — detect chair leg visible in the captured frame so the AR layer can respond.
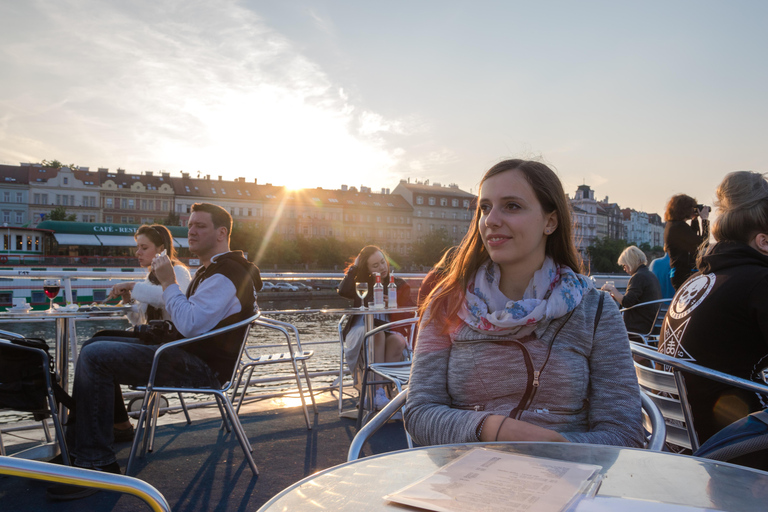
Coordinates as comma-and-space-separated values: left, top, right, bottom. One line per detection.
217, 393, 253, 454
41, 418, 52, 443
217, 392, 258, 476
300, 358, 318, 414
356, 369, 372, 430
216, 395, 232, 433
234, 365, 257, 416
46, 389, 70, 465
147, 392, 162, 453
126, 390, 152, 476
0, 429, 5, 456
177, 392, 191, 424
288, 356, 313, 430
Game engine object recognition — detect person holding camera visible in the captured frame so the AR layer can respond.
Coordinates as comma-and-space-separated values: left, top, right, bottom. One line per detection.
663, 194, 710, 290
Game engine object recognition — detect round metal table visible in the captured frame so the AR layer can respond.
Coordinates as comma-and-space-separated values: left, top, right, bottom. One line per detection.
257, 442, 768, 511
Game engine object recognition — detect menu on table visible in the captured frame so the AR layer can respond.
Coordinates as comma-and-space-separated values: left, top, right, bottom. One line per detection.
384, 447, 603, 512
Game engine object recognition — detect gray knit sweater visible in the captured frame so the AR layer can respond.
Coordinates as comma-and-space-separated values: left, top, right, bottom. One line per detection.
404, 288, 644, 447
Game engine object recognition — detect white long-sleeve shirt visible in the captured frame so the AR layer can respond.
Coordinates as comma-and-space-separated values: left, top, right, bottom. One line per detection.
126, 264, 191, 326
161, 254, 242, 338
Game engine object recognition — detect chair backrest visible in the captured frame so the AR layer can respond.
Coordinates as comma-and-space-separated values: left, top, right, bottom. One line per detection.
0, 337, 52, 414
362, 316, 420, 364
621, 298, 672, 343
631, 343, 768, 452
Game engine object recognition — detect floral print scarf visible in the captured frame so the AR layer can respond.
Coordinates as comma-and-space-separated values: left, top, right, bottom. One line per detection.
458, 257, 593, 338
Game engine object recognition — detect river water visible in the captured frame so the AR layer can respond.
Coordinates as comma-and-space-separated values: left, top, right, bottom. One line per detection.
1, 295, 354, 425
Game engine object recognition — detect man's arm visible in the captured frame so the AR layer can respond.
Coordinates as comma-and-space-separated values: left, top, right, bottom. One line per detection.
162, 275, 241, 337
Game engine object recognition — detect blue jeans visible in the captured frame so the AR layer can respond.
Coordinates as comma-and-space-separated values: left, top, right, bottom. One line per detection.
66, 340, 219, 468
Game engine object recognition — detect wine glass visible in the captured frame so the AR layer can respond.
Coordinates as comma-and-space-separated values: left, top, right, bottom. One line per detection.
355, 282, 369, 310
43, 279, 61, 312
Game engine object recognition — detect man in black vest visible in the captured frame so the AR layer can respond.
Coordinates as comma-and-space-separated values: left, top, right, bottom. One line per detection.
49, 203, 261, 501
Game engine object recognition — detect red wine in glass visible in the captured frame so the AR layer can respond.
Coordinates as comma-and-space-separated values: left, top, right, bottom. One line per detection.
43, 279, 61, 312
44, 286, 61, 299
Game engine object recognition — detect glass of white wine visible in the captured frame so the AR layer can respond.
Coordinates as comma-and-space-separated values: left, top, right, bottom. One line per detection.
355, 282, 369, 310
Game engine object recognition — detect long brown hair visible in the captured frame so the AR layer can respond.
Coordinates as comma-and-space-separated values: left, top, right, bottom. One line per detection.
345, 245, 389, 282
135, 224, 183, 284
419, 159, 582, 330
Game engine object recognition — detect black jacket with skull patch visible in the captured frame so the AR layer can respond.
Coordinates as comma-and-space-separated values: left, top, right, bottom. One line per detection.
658, 241, 768, 445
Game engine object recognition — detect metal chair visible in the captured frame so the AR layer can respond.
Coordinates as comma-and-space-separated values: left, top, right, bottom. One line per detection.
620, 298, 672, 345
630, 343, 768, 453
347, 389, 666, 460
0, 457, 170, 512
0, 331, 70, 464
126, 313, 261, 477
639, 389, 666, 451
230, 316, 317, 430
356, 317, 419, 431
348, 389, 408, 461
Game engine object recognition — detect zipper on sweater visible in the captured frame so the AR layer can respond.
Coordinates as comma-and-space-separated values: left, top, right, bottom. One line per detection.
511, 310, 575, 420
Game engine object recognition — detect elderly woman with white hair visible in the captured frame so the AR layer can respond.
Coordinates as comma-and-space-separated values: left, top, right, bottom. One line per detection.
602, 246, 662, 335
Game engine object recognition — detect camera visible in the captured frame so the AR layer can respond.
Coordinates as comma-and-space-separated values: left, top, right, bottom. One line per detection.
695, 204, 708, 214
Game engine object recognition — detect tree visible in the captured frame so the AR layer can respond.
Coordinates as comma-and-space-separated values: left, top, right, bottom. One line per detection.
44, 206, 76, 222
411, 229, 455, 268
586, 237, 627, 273
41, 159, 63, 169
161, 210, 180, 226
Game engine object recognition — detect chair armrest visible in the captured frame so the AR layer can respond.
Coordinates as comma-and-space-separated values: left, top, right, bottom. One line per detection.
146, 313, 260, 385
630, 343, 768, 397
619, 298, 672, 313
348, 389, 408, 461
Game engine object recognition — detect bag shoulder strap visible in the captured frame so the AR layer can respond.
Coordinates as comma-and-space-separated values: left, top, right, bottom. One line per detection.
593, 291, 605, 338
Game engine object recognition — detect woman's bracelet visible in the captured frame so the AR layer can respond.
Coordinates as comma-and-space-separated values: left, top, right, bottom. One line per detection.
494, 417, 510, 442
476, 416, 489, 441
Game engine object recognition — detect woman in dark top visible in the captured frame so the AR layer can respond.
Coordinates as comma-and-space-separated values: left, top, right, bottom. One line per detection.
658, 171, 768, 470
663, 194, 710, 290
337, 245, 414, 408
602, 246, 662, 337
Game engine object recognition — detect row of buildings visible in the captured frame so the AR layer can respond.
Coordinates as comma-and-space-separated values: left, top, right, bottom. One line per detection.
1, 163, 665, 261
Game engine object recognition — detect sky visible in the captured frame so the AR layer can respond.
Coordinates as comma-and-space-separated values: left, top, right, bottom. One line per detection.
1, 0, 766, 216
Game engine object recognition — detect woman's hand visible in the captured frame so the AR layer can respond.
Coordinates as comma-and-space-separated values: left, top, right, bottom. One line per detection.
152, 254, 176, 290
699, 205, 710, 221
600, 283, 616, 294
108, 282, 135, 302
479, 415, 567, 443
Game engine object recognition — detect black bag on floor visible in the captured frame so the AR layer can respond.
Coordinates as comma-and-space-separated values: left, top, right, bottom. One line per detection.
0, 337, 73, 420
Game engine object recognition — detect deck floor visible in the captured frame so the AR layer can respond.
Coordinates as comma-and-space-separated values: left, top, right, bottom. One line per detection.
0, 392, 411, 511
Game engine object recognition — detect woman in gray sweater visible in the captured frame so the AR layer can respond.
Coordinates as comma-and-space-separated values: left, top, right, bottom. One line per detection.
405, 159, 644, 447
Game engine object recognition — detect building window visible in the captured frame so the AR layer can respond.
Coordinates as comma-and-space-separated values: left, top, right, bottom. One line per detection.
33, 193, 40, 204
41, 194, 48, 205
452, 199, 459, 207
428, 197, 435, 205
16, 192, 22, 203
122, 199, 128, 209
463, 200, 470, 208
63, 177, 68, 185
128, 199, 135, 209
105, 215, 113, 223
416, 196, 423, 205
440, 198, 447, 206
106, 198, 113, 208
2, 211, 10, 222
15, 212, 22, 223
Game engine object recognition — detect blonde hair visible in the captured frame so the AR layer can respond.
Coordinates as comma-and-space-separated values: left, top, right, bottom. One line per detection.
711, 171, 768, 244
618, 246, 647, 274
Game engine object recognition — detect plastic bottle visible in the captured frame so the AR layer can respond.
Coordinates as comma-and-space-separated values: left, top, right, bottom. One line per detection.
372, 272, 384, 309
387, 273, 397, 309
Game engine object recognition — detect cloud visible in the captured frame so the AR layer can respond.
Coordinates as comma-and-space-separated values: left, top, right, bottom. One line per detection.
0, 0, 408, 189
